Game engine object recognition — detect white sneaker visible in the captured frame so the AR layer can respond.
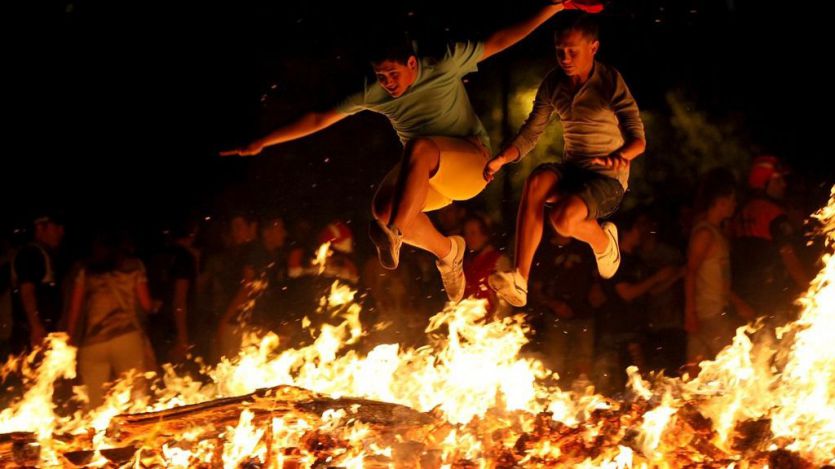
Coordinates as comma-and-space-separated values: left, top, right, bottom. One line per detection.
436, 236, 466, 303
369, 220, 403, 270
595, 222, 620, 279
488, 269, 528, 307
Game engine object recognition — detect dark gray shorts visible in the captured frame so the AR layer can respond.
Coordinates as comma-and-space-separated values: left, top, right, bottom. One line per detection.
536, 163, 624, 220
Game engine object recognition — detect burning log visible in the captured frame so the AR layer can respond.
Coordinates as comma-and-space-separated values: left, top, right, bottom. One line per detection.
62, 446, 138, 467
733, 418, 773, 454
767, 448, 818, 469
0, 432, 38, 467
1, 381, 826, 468
108, 384, 437, 444
105, 383, 442, 467
0, 385, 441, 468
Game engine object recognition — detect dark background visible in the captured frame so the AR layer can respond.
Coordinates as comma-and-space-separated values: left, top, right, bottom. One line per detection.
4, 0, 832, 241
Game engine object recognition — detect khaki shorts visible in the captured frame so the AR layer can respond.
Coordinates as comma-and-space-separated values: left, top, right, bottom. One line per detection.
536, 162, 624, 220
378, 136, 490, 212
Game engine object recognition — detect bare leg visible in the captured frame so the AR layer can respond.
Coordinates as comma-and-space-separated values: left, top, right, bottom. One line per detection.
372, 198, 450, 259
548, 195, 608, 253
514, 170, 560, 280
399, 212, 450, 257
372, 137, 473, 302
389, 139, 438, 228
372, 140, 451, 260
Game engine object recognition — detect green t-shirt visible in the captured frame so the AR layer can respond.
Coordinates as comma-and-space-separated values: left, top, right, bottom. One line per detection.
336, 41, 490, 152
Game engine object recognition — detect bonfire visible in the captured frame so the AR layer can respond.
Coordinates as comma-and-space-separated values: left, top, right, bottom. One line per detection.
2, 188, 834, 468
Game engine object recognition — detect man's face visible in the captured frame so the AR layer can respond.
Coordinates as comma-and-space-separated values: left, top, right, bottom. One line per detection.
36, 222, 64, 249
373, 56, 419, 98
624, 216, 652, 247
262, 219, 287, 251
463, 220, 489, 252
230, 216, 257, 246
717, 192, 737, 219
766, 174, 787, 200
554, 30, 599, 77
437, 205, 465, 232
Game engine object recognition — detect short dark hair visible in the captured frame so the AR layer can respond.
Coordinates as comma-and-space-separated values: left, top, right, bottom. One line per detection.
553, 12, 600, 43
464, 213, 491, 236
170, 219, 199, 240
618, 210, 641, 233
464, 212, 498, 245
613, 208, 650, 239
695, 168, 737, 213
32, 211, 65, 228
367, 30, 416, 65
229, 210, 258, 226
259, 211, 285, 230
87, 231, 121, 274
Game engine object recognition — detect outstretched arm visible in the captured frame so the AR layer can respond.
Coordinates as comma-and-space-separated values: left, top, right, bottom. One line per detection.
481, 0, 604, 61
220, 109, 349, 157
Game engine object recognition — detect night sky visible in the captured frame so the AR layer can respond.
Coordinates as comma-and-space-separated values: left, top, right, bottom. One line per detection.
4, 0, 832, 238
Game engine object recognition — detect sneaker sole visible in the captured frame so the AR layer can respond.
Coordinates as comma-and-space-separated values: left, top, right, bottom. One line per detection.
487, 273, 527, 307
439, 236, 467, 303
369, 221, 399, 270
443, 271, 466, 303
598, 223, 620, 279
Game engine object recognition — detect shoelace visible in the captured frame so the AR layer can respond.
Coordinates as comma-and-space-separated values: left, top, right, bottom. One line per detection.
441, 261, 463, 277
